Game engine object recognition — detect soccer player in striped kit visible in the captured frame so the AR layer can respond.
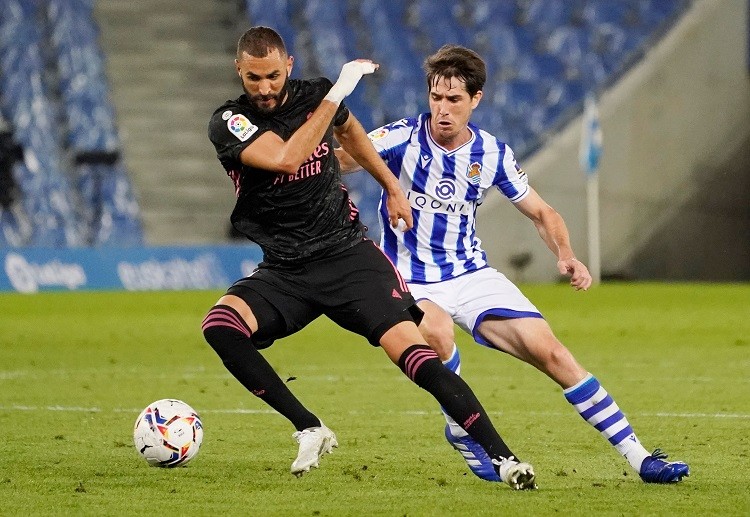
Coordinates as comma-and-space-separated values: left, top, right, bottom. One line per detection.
337, 44, 689, 484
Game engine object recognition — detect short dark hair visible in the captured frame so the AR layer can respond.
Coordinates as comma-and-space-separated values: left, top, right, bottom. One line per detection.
236, 26, 287, 59
423, 45, 486, 97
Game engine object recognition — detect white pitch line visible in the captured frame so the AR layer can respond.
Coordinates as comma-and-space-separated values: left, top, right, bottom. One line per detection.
1, 405, 748, 419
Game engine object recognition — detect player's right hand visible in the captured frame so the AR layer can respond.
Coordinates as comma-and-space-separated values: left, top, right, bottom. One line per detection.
325, 59, 379, 104
557, 258, 592, 291
386, 188, 413, 231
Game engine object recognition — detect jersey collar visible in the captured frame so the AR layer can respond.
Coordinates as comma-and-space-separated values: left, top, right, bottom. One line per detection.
422, 113, 476, 156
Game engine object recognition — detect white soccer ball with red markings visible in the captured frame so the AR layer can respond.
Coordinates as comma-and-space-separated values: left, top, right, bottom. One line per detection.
133, 399, 203, 467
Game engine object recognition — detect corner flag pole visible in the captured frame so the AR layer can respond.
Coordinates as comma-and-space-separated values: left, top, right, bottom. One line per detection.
579, 94, 602, 284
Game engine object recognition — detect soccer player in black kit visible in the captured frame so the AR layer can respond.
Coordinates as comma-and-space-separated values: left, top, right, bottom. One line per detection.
203, 26, 536, 489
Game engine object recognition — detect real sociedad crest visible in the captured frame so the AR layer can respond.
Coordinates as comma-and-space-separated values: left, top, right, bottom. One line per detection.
466, 162, 481, 185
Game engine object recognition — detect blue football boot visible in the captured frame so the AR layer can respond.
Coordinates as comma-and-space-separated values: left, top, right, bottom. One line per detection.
444, 424, 502, 482
639, 448, 690, 483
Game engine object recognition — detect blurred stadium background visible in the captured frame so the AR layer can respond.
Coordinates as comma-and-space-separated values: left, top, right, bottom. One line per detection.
0, 0, 748, 290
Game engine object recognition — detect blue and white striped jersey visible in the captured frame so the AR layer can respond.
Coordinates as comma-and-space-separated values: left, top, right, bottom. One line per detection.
368, 114, 530, 284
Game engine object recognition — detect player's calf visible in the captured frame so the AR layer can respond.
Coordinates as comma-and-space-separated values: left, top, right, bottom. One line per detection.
397, 345, 527, 479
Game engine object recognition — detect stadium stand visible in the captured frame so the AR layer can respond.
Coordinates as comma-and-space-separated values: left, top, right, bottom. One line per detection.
0, 0, 142, 247
46, 0, 142, 246
0, 0, 80, 246
0, 0, 692, 248
242, 0, 692, 236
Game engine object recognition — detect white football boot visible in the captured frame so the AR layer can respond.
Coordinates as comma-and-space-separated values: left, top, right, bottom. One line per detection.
290, 423, 338, 477
493, 457, 538, 490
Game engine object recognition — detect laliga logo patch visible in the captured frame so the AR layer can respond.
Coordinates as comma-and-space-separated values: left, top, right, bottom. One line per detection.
434, 179, 456, 200
227, 114, 258, 142
467, 162, 482, 185
367, 127, 389, 141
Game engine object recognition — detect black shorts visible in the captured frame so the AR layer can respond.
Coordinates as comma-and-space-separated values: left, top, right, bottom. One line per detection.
226, 239, 423, 348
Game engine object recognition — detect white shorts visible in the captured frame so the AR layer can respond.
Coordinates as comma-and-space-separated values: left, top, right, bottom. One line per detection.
407, 267, 543, 348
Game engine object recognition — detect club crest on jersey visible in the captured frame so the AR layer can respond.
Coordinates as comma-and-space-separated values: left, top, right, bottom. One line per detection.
227, 114, 258, 142
467, 162, 482, 185
367, 127, 389, 141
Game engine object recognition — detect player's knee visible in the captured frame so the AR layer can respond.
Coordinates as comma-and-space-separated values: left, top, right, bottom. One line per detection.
201, 305, 252, 360
419, 314, 455, 358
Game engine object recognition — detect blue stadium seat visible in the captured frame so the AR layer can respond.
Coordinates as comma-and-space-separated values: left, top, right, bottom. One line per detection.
481, 24, 519, 70
407, 0, 469, 49
637, 0, 688, 31
303, 0, 354, 79
1, 0, 695, 249
47, 0, 142, 245
533, 53, 566, 81
469, 105, 497, 133
582, 2, 632, 26
77, 163, 144, 246
512, 24, 538, 53
0, 0, 142, 247
546, 26, 590, 71
245, 0, 297, 57
47, 0, 121, 154
517, 0, 574, 33
0, 1, 84, 247
482, 1, 518, 26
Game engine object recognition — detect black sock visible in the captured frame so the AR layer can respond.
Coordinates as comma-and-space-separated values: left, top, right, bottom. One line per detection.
202, 305, 320, 431
398, 344, 519, 463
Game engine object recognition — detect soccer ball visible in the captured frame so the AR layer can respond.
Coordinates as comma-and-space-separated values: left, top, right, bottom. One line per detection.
133, 399, 203, 467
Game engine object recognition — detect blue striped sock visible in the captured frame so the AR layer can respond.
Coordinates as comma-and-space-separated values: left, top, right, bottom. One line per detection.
443, 344, 461, 375
564, 374, 649, 470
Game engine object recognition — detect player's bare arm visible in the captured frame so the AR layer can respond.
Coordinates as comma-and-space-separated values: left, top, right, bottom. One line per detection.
334, 116, 413, 230
333, 146, 362, 173
239, 59, 379, 175
514, 188, 592, 290
239, 103, 341, 174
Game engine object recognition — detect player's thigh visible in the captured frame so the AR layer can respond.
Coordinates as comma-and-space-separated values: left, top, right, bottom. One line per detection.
379, 320, 428, 364
227, 274, 319, 349
453, 268, 541, 343
478, 316, 586, 385
477, 316, 555, 359
321, 241, 421, 347
415, 299, 455, 358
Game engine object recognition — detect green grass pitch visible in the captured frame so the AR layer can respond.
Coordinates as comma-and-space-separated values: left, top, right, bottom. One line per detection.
1, 283, 748, 515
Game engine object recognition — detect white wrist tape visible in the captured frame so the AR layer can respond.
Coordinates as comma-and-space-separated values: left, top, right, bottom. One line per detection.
324, 60, 378, 104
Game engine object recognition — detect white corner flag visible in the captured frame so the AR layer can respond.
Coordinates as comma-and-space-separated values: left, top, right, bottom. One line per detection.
579, 94, 602, 284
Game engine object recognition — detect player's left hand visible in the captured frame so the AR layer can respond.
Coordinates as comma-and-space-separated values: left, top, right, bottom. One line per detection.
385, 188, 413, 231
325, 59, 379, 104
557, 258, 592, 291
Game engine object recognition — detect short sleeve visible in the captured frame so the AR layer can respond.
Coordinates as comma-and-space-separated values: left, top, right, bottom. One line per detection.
493, 143, 530, 203
208, 107, 268, 164
366, 117, 417, 162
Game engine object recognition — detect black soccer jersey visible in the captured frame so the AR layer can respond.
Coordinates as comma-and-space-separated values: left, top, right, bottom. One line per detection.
208, 77, 366, 265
